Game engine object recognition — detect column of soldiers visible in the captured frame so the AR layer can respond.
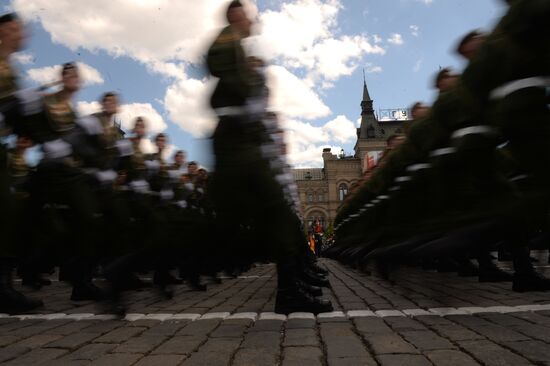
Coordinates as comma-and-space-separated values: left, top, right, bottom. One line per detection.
0, 1, 334, 315
329, 0, 550, 292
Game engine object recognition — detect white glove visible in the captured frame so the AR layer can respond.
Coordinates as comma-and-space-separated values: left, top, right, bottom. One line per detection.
129, 180, 150, 194
95, 170, 117, 183
15, 88, 43, 116
43, 139, 73, 159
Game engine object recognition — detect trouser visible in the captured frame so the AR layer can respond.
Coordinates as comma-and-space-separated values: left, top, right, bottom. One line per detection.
33, 162, 99, 266
210, 115, 302, 264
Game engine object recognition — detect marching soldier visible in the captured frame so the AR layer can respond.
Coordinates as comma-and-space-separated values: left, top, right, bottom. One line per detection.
0, 12, 43, 313
207, 0, 331, 314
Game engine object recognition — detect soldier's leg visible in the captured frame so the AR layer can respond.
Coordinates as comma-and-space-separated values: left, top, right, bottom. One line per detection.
0, 145, 43, 313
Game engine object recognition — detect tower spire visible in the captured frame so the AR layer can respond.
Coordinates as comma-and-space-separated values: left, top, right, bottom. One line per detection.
362, 68, 372, 102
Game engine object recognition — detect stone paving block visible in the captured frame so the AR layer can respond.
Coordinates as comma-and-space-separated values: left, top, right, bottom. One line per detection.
47, 320, 98, 335
320, 323, 371, 360
3, 347, 68, 366
0, 319, 43, 332
241, 331, 281, 349
209, 324, 249, 338
0, 346, 30, 363
459, 323, 530, 343
282, 346, 323, 364
399, 330, 456, 350
376, 354, 432, 366
181, 338, 241, 366
283, 328, 319, 347
427, 324, 484, 341
134, 354, 186, 366
113, 335, 168, 354
44, 331, 100, 349
327, 357, 377, 366
384, 317, 428, 331
457, 340, 532, 366
92, 325, 146, 343
362, 333, 419, 355
353, 317, 393, 334
152, 336, 206, 355
415, 316, 454, 326
232, 348, 279, 366
285, 318, 316, 329
424, 350, 480, 366
89, 353, 143, 366
141, 320, 190, 336
12, 334, 63, 349
81, 320, 124, 334
63, 343, 116, 361
502, 340, 550, 364
248, 319, 284, 332
0, 336, 20, 347
177, 319, 221, 336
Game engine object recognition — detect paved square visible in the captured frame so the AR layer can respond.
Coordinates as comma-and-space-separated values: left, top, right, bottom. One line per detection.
2, 253, 550, 365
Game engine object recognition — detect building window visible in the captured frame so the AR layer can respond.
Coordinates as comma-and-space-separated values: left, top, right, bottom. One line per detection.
339, 184, 348, 201
366, 125, 375, 138
318, 193, 324, 202
307, 192, 313, 203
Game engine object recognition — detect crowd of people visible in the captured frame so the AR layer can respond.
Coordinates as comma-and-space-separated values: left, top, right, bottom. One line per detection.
328, 0, 550, 293
0, 0, 333, 316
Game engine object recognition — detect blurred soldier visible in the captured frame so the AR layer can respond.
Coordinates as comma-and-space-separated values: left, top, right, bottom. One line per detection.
0, 12, 43, 313
34, 62, 106, 301
207, 0, 331, 314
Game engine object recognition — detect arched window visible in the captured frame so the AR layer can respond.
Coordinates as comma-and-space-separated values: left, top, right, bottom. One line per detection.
339, 184, 348, 201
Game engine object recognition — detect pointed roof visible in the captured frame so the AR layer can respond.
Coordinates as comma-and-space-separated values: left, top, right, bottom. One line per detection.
362, 69, 372, 101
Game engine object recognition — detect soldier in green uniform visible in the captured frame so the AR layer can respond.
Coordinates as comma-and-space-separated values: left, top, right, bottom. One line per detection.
206, 0, 331, 314
33, 62, 106, 301
0, 12, 43, 313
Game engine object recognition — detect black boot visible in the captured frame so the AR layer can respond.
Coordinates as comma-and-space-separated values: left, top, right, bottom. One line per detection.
65, 257, 106, 301
274, 286, 333, 315
297, 280, 323, 297
188, 273, 207, 292
0, 259, 43, 314
275, 260, 332, 315
153, 270, 183, 285
512, 247, 550, 292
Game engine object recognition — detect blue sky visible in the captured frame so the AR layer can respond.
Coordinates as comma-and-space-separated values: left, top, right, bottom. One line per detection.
4, 0, 506, 169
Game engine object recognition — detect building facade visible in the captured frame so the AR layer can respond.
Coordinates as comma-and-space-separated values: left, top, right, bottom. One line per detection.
293, 80, 409, 230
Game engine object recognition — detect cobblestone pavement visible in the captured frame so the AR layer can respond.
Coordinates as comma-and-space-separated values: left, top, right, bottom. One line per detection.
2, 252, 550, 365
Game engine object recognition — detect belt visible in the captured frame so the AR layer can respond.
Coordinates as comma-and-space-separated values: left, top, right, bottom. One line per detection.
490, 76, 550, 100
214, 106, 247, 117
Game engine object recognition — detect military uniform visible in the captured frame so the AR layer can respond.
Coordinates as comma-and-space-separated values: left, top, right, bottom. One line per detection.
206, 20, 331, 314
0, 42, 43, 313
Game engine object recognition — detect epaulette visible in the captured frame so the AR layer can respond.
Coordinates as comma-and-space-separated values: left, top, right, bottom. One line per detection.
216, 32, 238, 44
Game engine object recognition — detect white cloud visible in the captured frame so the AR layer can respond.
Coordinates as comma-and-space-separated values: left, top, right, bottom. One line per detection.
373, 34, 383, 44
410, 25, 419, 37
77, 101, 167, 134
416, 0, 433, 4
322, 115, 357, 144
267, 65, 331, 120
250, 0, 385, 86
163, 73, 218, 138
365, 64, 382, 73
12, 0, 232, 64
12, 52, 34, 65
280, 114, 357, 167
387, 33, 404, 45
413, 58, 423, 72
27, 62, 104, 86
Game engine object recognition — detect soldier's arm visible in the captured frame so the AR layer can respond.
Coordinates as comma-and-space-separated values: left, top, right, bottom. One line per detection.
206, 31, 249, 100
